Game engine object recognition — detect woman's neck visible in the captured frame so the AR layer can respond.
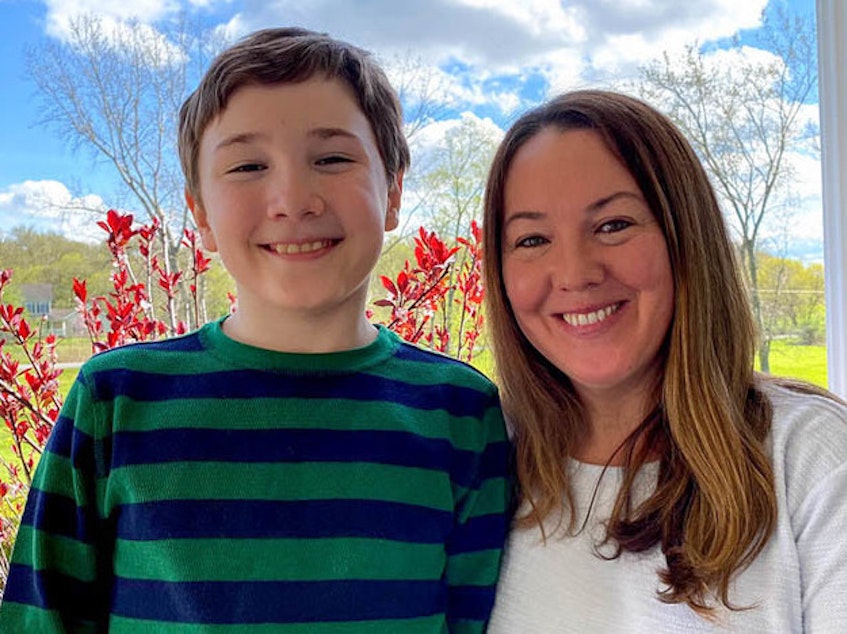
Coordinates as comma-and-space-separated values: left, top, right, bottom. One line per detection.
574, 389, 661, 466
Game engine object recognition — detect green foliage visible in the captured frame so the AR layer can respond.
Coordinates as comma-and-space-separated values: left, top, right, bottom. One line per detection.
756, 252, 825, 344
0, 227, 112, 307
195, 256, 237, 320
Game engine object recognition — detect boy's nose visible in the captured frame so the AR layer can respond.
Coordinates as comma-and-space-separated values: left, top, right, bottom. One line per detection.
267, 168, 324, 218
552, 241, 605, 291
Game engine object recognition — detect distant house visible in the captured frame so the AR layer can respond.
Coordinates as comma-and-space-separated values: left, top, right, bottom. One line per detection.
20, 283, 86, 337
21, 283, 53, 317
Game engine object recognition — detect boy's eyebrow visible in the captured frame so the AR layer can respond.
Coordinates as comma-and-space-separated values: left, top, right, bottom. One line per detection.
214, 131, 266, 152
213, 128, 363, 152
503, 191, 644, 228
308, 127, 361, 142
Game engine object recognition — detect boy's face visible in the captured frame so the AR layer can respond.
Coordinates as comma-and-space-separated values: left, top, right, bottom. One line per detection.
187, 77, 402, 329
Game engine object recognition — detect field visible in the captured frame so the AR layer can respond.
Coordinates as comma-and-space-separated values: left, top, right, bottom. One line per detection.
758, 339, 827, 387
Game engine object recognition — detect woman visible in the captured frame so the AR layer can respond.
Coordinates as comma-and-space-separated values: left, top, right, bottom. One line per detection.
483, 90, 847, 632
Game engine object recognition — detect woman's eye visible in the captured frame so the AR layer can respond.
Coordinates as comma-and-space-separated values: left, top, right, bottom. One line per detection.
515, 235, 548, 248
597, 218, 632, 234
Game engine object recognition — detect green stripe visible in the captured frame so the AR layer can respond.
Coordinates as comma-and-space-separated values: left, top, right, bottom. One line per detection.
10, 526, 98, 582
449, 620, 485, 634
368, 359, 495, 392
110, 398, 503, 450
0, 603, 100, 633
107, 614, 446, 633
104, 462, 452, 509
114, 537, 445, 582
31, 453, 77, 498
446, 549, 502, 586
467, 477, 511, 516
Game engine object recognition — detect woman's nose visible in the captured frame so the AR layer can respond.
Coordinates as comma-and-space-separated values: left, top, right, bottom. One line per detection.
552, 239, 605, 291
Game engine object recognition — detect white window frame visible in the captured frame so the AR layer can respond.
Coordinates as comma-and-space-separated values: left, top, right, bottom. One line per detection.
817, 0, 847, 397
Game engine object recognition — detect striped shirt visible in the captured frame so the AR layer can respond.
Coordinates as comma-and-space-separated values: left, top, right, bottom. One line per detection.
0, 320, 511, 633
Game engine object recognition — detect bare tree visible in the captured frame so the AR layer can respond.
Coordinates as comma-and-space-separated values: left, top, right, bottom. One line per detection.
27, 13, 224, 253
385, 52, 457, 142
416, 114, 500, 240
638, 9, 817, 372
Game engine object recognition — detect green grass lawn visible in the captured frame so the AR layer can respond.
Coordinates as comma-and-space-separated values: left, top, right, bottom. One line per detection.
2, 336, 92, 364
0, 368, 79, 466
757, 339, 827, 388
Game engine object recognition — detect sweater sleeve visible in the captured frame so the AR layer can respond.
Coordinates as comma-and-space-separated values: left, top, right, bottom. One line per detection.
774, 387, 847, 634
444, 395, 512, 634
795, 459, 847, 633
0, 371, 111, 632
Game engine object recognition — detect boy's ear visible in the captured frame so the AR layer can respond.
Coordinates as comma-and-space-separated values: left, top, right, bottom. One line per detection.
185, 188, 218, 252
385, 170, 404, 232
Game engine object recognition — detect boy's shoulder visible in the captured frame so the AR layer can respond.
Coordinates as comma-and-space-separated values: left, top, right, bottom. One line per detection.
80, 322, 212, 375
379, 327, 498, 394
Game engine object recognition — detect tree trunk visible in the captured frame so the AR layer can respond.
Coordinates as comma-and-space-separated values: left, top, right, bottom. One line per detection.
759, 338, 771, 375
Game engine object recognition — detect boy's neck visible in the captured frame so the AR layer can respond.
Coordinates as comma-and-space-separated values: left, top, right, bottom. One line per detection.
221, 304, 378, 354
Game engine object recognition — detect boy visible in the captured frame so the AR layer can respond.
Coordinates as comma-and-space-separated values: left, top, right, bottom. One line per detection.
0, 28, 510, 632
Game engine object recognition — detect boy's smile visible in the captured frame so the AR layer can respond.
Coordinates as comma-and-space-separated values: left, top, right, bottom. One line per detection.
186, 77, 402, 352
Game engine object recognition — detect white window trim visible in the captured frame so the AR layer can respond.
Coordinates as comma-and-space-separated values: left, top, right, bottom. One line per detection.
817, 0, 847, 398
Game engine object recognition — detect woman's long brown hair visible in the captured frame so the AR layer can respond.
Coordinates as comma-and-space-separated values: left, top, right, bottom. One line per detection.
483, 90, 781, 613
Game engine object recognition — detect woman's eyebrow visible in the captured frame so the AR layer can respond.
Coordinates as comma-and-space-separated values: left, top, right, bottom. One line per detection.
504, 191, 644, 229
503, 210, 545, 230
587, 191, 644, 213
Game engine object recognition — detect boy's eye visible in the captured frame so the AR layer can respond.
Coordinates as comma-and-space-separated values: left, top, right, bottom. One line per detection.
228, 163, 266, 173
597, 218, 633, 234
315, 155, 353, 166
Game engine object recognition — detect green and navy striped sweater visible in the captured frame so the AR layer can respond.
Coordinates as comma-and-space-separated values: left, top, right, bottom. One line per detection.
0, 320, 511, 632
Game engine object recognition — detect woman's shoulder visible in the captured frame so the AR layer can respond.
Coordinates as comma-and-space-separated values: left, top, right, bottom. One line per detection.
762, 378, 847, 436
760, 378, 847, 503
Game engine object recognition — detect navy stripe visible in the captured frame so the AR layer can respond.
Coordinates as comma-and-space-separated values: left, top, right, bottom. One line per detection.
447, 584, 495, 621
110, 428, 481, 487
479, 439, 511, 480
393, 340, 484, 370
111, 577, 445, 624
90, 368, 490, 418
116, 498, 453, 543
447, 513, 508, 554
94, 332, 205, 358
43, 418, 110, 480
42, 413, 76, 458
22, 489, 98, 544
3, 564, 104, 623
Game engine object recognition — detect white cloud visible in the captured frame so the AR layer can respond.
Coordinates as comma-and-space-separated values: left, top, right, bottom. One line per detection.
0, 180, 108, 243
43, 0, 178, 37
211, 0, 771, 117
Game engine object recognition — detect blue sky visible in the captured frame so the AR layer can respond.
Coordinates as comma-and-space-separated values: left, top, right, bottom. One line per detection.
0, 0, 821, 258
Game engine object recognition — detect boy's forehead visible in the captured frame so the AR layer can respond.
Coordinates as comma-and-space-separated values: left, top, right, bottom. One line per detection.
198, 77, 380, 155
210, 77, 365, 129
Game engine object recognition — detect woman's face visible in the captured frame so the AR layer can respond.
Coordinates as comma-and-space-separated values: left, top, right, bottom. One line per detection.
501, 128, 675, 410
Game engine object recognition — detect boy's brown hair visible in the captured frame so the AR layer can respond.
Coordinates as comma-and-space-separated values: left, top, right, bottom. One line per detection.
178, 27, 410, 200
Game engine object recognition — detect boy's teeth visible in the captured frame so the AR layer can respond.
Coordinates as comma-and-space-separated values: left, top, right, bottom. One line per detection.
272, 240, 329, 255
562, 303, 619, 327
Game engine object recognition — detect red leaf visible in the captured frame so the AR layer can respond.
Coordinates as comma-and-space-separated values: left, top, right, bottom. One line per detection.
397, 270, 409, 293
380, 275, 398, 296
73, 278, 87, 303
